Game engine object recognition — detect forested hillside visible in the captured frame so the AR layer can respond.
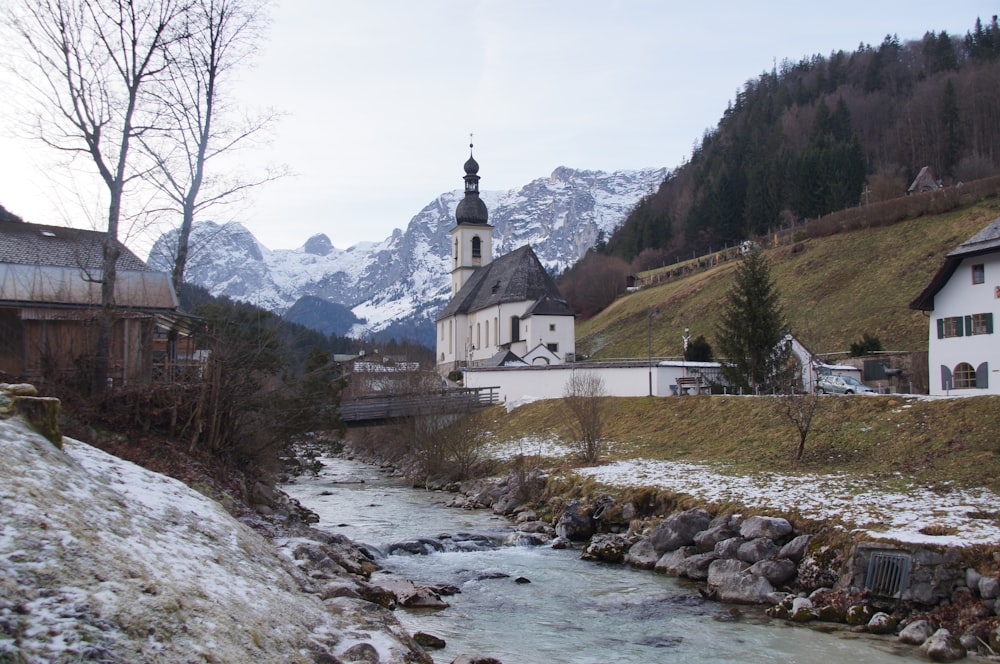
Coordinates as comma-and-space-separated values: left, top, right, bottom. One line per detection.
604, 16, 1000, 267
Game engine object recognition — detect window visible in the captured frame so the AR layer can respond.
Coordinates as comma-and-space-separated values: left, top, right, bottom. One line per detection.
953, 362, 977, 389
967, 312, 994, 335
547, 343, 558, 353
937, 316, 964, 338
549, 323, 556, 332
510, 316, 520, 342
972, 264, 985, 285
472, 236, 482, 259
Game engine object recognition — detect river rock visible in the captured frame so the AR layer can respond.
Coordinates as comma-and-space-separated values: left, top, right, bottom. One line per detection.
899, 619, 935, 645
748, 559, 797, 586
693, 514, 741, 552
650, 508, 712, 554
714, 536, 744, 558
920, 629, 967, 661
980, 576, 999, 600
414, 632, 446, 649
737, 537, 779, 564
555, 500, 593, 541
966, 567, 982, 593
707, 559, 775, 604
625, 538, 660, 570
387, 538, 446, 555
654, 547, 694, 575
503, 531, 551, 547
777, 534, 812, 563
867, 612, 898, 635
674, 552, 720, 581
582, 533, 631, 563
341, 642, 380, 662
450, 657, 503, 664
739, 515, 793, 541
845, 604, 874, 626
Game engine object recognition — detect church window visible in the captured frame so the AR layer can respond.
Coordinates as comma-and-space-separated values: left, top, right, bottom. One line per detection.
972, 263, 984, 284
472, 236, 482, 259
549, 323, 556, 332
510, 316, 520, 342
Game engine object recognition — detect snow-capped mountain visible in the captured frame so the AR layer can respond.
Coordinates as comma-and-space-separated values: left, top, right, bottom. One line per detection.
147, 166, 667, 346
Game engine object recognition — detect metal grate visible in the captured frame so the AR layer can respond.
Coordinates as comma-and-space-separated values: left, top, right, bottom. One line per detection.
864, 551, 911, 598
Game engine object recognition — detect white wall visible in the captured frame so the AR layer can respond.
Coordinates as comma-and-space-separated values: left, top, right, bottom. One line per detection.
463, 361, 720, 402
928, 253, 1000, 395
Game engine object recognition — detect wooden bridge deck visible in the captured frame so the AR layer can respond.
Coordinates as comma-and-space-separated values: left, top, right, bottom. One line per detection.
339, 387, 500, 426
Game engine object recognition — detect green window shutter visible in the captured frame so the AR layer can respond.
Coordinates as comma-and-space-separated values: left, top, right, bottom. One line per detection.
965, 315, 972, 336
937, 318, 944, 339
976, 362, 989, 389
987, 313, 995, 334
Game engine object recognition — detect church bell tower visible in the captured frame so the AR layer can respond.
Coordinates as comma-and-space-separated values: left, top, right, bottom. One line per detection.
450, 142, 493, 295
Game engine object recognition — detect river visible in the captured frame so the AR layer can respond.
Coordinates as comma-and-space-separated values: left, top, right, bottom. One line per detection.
283, 456, 917, 664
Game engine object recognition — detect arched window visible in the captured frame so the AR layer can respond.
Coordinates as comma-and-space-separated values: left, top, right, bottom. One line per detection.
953, 362, 976, 389
472, 236, 482, 259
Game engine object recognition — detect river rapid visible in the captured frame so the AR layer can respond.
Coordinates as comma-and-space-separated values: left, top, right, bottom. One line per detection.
283, 456, 918, 664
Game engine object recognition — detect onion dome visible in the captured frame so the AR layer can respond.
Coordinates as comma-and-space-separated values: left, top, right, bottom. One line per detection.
456, 143, 488, 225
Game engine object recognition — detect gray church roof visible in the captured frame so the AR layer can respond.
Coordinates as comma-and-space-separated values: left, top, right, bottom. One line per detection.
437, 244, 574, 320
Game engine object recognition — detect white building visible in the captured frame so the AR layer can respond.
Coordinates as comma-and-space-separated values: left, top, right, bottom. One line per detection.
436, 148, 576, 375
910, 217, 1000, 395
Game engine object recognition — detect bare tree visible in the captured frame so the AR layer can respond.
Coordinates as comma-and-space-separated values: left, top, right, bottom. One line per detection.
563, 370, 607, 463
5, 0, 187, 392
141, 0, 285, 294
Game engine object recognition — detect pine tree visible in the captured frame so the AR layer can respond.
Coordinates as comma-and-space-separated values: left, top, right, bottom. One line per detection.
715, 247, 790, 394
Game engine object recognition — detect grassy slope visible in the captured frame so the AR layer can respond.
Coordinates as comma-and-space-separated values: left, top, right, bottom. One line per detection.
485, 201, 1000, 497
482, 394, 1000, 494
576, 199, 1000, 359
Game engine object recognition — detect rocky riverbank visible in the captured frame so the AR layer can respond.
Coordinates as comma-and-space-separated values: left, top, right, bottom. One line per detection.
345, 438, 1000, 662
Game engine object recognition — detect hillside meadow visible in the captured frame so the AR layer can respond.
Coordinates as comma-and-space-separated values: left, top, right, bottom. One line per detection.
479, 394, 1000, 496
576, 199, 1000, 360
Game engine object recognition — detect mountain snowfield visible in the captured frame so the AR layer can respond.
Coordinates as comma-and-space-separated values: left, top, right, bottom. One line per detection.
0, 416, 424, 662
147, 166, 667, 344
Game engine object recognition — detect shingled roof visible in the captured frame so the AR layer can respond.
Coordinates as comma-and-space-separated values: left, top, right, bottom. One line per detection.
910, 216, 1000, 311
436, 244, 574, 320
0, 220, 152, 271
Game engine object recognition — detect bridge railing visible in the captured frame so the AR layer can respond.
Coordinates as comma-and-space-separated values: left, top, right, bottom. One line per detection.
339, 386, 500, 424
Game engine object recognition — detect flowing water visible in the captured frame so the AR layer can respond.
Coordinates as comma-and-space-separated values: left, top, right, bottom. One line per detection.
283, 457, 917, 664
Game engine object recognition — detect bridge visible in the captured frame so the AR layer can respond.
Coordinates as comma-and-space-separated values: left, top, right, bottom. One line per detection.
339, 386, 500, 426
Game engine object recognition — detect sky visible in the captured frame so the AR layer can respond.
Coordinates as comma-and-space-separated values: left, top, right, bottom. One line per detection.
0, 1, 995, 255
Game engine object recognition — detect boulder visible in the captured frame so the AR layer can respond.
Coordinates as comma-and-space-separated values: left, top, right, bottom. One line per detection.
503, 531, 551, 547
674, 552, 720, 581
581, 534, 631, 563
748, 559, 797, 586
867, 612, 898, 635
713, 536, 744, 559
654, 547, 694, 575
555, 500, 593, 541
414, 632, 446, 649
649, 508, 712, 554
845, 604, 874, 626
450, 657, 503, 664
920, 629, 967, 662
693, 514, 741, 553
387, 538, 446, 555
966, 568, 982, 593
707, 559, 775, 604
980, 576, 999, 600
737, 537, 779, 564
739, 515, 793, 541
624, 538, 660, 570
777, 534, 812, 563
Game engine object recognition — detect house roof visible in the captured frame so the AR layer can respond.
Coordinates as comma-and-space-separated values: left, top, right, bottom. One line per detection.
910, 216, 1000, 311
0, 220, 152, 271
0, 220, 177, 310
436, 244, 574, 320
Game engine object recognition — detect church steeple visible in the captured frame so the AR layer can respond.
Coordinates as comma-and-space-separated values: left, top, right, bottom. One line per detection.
450, 140, 493, 295
455, 141, 489, 226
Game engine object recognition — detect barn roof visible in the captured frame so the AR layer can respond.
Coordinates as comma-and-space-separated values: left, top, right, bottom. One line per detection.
0, 220, 176, 310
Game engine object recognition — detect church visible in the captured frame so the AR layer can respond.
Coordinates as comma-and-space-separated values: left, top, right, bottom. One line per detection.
436, 147, 576, 375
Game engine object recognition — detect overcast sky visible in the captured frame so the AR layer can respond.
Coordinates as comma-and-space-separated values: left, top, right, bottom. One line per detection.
0, 1, 994, 254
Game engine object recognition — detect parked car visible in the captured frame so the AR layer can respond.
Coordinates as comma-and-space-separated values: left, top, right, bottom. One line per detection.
817, 374, 876, 395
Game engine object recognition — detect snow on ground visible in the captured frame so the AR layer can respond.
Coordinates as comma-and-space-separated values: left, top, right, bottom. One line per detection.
0, 416, 417, 663
489, 436, 1000, 547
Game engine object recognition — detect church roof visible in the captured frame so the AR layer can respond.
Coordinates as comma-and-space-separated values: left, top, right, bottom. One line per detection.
437, 244, 574, 320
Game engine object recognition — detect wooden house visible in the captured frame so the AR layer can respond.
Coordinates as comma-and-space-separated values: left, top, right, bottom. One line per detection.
0, 220, 178, 386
